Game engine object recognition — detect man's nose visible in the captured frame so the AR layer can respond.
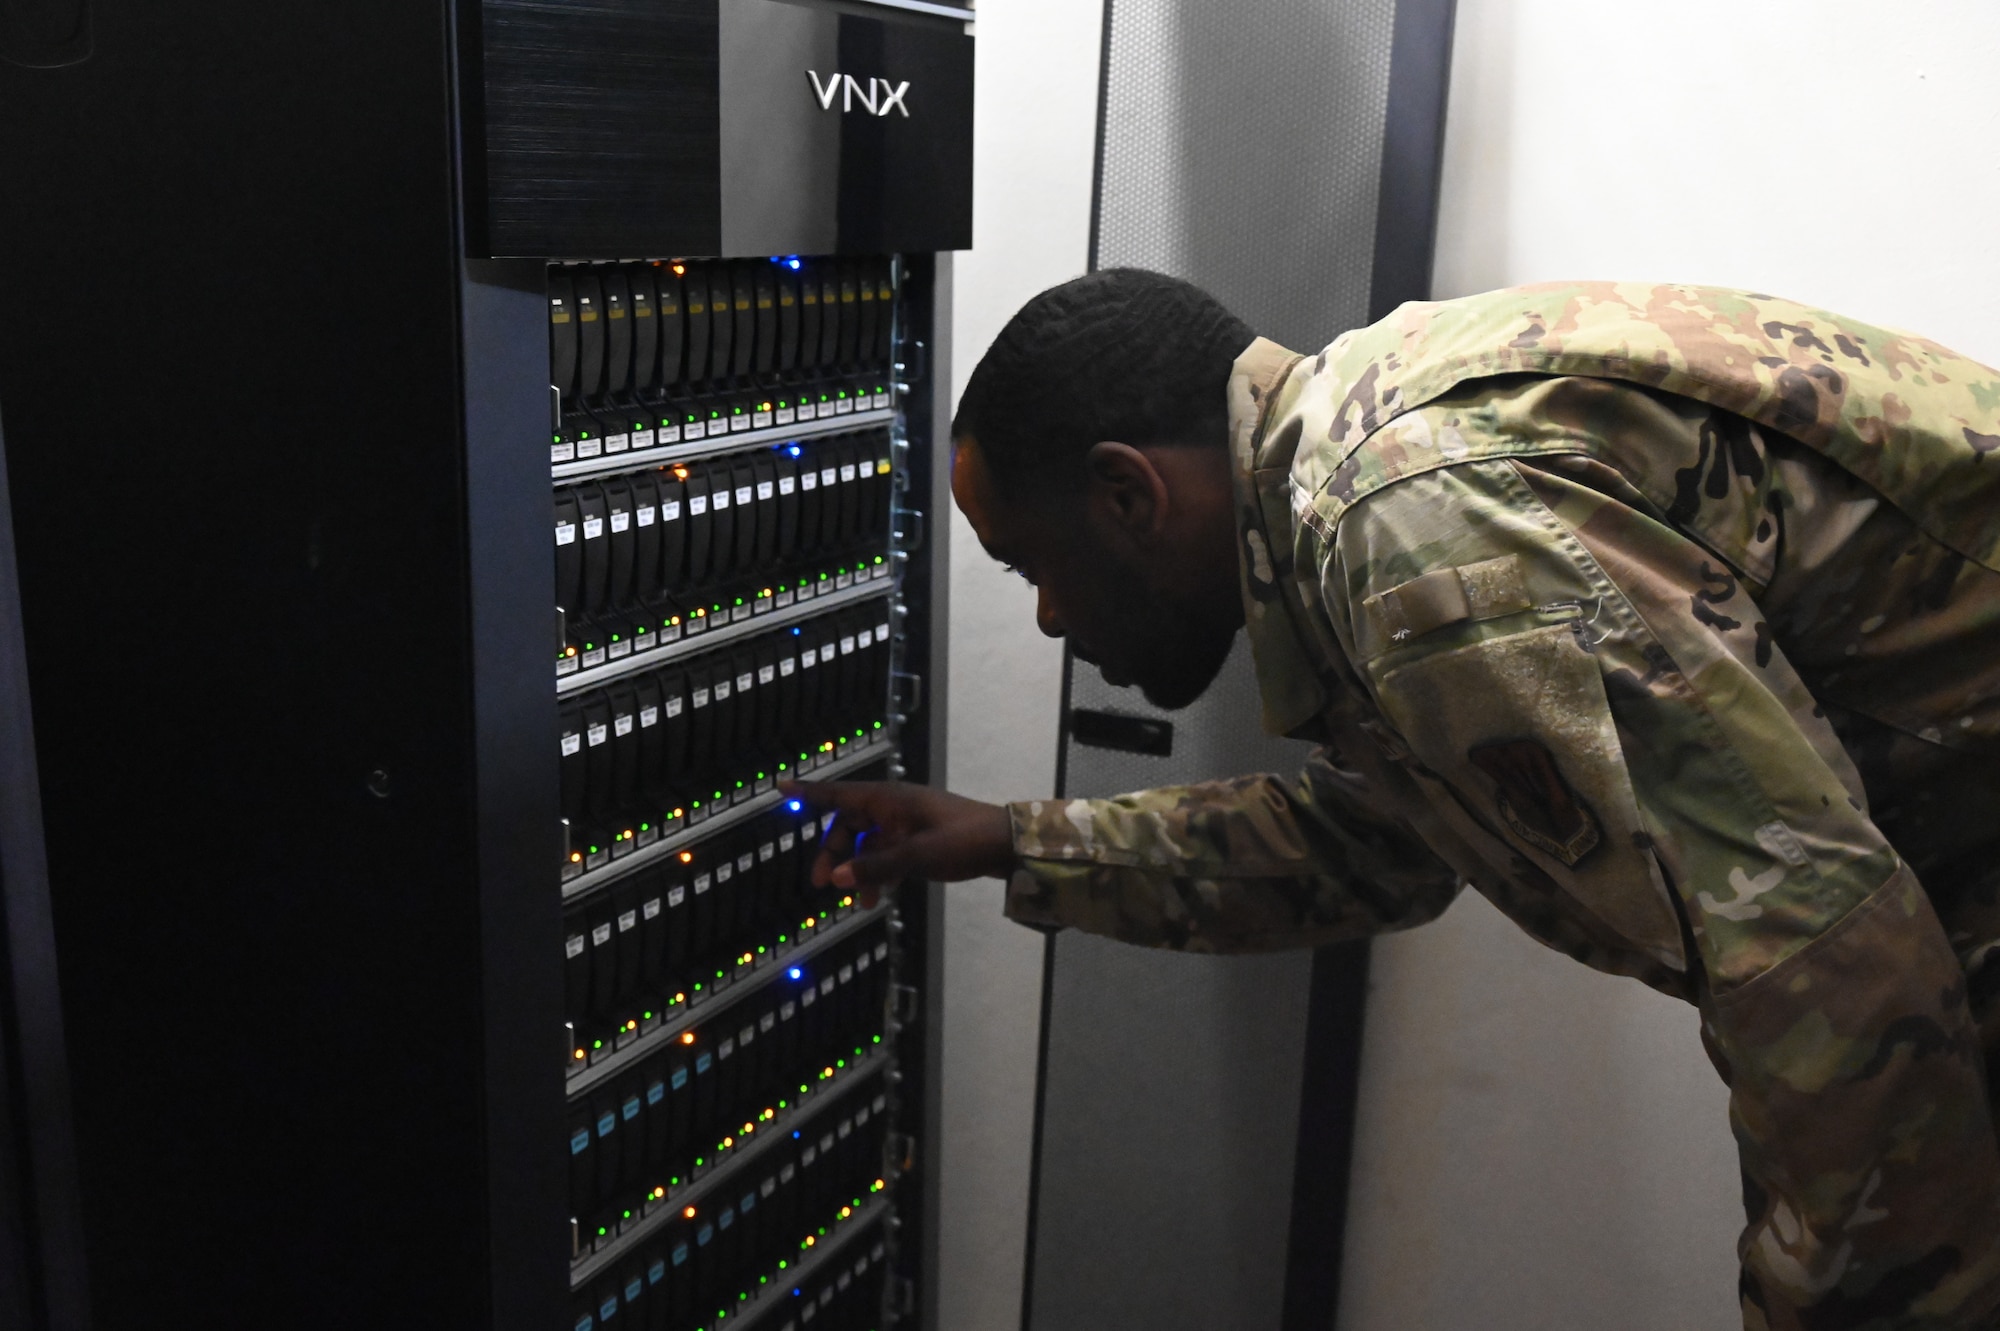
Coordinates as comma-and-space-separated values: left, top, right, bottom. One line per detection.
1035, 588, 1065, 639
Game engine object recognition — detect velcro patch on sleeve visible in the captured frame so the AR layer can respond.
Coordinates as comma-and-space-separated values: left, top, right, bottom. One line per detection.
1364, 554, 1531, 643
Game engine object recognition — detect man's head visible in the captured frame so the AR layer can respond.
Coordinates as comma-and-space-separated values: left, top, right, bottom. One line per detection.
952, 269, 1255, 709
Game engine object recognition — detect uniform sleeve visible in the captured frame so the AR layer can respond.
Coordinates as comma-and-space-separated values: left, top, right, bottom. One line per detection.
1321, 445, 2000, 1329
1001, 751, 1463, 953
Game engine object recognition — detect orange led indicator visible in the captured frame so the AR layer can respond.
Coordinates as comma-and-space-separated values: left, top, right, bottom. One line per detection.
679, 851, 694, 863
680, 1031, 696, 1045
683, 1205, 697, 1218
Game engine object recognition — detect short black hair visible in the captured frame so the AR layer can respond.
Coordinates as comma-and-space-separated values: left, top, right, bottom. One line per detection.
953, 268, 1254, 493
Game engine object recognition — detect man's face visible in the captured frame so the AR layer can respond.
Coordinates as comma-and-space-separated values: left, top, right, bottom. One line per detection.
951, 435, 1243, 710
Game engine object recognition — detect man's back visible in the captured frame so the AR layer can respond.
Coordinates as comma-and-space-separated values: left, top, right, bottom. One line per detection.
1277, 284, 1999, 962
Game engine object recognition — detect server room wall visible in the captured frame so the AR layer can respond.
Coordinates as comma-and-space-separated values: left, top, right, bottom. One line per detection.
1337, 6, 2000, 1331
935, 3, 1103, 1330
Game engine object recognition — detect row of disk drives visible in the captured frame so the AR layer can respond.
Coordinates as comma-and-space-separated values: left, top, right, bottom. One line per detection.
558, 605, 894, 873
555, 430, 895, 662
568, 921, 892, 1241
563, 798, 852, 1066
572, 1166, 890, 1331
550, 257, 896, 463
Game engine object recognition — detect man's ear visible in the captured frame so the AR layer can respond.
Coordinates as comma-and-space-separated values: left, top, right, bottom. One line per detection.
1082, 441, 1169, 539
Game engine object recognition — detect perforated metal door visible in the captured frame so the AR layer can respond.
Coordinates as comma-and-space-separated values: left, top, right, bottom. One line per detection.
1023, 1, 1454, 1327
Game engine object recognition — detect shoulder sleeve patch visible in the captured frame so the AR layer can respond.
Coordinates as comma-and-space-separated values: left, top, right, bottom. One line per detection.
1363, 554, 1530, 642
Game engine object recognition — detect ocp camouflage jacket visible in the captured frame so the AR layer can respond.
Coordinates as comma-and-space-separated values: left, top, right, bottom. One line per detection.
1005, 284, 2000, 1331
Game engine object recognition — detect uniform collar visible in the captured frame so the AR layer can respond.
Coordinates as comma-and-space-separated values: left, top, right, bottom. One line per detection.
1227, 337, 1329, 737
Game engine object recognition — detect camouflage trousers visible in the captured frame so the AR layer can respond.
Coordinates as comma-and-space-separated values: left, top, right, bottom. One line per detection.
1723, 844, 2000, 1331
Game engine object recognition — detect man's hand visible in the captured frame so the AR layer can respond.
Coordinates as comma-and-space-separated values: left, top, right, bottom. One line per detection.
782, 780, 1015, 905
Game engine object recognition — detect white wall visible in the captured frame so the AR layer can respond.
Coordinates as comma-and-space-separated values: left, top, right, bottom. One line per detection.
1338, 4, 2000, 1329
936, 4, 1104, 1329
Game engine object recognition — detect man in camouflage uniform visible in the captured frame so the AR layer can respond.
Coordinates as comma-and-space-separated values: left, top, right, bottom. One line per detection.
794, 271, 2000, 1329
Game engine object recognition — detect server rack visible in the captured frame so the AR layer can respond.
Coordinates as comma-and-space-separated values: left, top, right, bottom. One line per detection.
0, 3, 966, 1330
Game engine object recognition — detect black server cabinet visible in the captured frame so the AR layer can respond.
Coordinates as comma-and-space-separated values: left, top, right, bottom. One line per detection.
0, 2, 965, 1329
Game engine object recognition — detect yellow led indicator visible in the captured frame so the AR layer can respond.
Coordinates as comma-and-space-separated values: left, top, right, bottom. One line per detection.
573, 1048, 586, 1061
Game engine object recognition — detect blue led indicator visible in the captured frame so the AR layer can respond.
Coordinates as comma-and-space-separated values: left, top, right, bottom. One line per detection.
786, 799, 803, 812
787, 444, 802, 456
788, 966, 803, 980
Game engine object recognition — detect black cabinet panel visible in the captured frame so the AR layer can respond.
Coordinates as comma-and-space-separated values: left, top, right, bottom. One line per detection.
475, 0, 971, 258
